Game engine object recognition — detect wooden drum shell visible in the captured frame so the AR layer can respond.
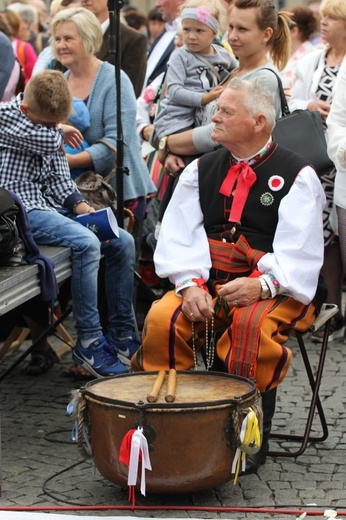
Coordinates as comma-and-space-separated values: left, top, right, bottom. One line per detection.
83, 371, 257, 494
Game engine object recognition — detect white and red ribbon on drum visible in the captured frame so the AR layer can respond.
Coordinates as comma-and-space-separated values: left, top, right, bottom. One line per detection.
119, 427, 152, 505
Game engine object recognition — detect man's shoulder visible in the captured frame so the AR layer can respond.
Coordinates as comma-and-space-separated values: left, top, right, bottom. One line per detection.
268, 141, 309, 171
120, 22, 147, 45
199, 146, 229, 166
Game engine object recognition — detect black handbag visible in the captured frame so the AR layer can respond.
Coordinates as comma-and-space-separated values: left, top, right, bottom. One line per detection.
0, 187, 26, 266
149, 73, 167, 150
266, 69, 334, 177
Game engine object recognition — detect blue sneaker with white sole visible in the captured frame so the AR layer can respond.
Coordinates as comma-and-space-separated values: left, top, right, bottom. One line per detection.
105, 332, 141, 367
72, 336, 128, 378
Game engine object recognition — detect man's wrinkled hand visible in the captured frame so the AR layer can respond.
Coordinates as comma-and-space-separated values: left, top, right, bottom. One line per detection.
181, 286, 214, 321
163, 153, 185, 176
218, 278, 262, 308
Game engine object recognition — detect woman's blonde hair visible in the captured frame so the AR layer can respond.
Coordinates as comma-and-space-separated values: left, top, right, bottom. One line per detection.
180, 0, 229, 34
50, 7, 103, 58
320, 0, 346, 20
230, 0, 293, 71
49, 0, 64, 19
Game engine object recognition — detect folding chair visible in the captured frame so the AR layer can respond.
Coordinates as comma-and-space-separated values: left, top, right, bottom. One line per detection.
0, 314, 75, 361
268, 303, 339, 458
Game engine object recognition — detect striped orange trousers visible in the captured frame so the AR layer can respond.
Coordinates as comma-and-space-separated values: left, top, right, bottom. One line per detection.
131, 290, 316, 393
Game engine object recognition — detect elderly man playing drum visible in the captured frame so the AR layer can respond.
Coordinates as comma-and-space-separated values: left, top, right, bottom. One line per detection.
131, 77, 326, 474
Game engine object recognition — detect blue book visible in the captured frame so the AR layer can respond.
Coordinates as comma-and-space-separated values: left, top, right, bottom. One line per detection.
74, 207, 119, 241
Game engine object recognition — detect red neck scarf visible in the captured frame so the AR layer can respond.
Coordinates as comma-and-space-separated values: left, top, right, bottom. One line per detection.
219, 161, 257, 223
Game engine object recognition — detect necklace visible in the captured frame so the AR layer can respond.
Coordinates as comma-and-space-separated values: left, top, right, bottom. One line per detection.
192, 317, 215, 370
326, 49, 345, 67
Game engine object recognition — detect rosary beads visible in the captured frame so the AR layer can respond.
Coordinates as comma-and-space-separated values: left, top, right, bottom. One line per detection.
191, 316, 215, 370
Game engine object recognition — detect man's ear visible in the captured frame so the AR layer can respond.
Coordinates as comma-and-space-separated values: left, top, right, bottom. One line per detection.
254, 114, 267, 133
20, 102, 29, 115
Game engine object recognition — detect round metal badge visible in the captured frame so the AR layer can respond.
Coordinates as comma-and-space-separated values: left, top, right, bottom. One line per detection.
260, 192, 274, 206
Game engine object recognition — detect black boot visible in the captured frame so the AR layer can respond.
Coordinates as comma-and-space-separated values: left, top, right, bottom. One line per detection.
240, 387, 277, 475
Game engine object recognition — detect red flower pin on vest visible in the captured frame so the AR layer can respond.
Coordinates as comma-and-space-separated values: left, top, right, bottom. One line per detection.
268, 175, 285, 191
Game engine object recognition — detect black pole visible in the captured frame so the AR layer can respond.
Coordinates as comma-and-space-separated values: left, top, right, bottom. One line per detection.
107, 0, 157, 306
107, 0, 129, 229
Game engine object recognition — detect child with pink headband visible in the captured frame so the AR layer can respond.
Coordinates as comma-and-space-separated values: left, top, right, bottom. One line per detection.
154, 0, 238, 147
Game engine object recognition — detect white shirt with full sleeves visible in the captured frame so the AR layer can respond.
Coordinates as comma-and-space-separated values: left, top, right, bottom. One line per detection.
154, 158, 326, 305
326, 56, 346, 209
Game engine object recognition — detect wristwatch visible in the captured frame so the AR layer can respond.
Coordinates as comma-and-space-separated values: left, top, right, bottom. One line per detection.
259, 277, 271, 300
159, 136, 170, 153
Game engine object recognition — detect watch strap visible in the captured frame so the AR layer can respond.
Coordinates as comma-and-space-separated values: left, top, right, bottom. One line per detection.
164, 136, 170, 153
259, 277, 270, 299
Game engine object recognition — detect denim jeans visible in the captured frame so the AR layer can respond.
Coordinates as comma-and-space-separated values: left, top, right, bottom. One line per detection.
28, 209, 135, 340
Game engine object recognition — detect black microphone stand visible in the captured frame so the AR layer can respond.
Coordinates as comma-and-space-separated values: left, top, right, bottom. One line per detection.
107, 0, 129, 230
107, 0, 157, 318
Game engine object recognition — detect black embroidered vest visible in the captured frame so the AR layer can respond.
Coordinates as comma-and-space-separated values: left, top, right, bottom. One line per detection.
198, 142, 308, 285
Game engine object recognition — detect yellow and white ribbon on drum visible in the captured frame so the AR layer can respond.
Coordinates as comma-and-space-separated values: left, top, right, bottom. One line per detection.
232, 407, 262, 484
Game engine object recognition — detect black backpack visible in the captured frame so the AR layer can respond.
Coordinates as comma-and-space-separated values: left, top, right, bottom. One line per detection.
0, 187, 26, 266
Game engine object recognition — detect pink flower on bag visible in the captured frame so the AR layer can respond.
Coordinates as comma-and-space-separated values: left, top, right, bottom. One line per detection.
142, 87, 156, 104
149, 103, 157, 117
197, 6, 211, 24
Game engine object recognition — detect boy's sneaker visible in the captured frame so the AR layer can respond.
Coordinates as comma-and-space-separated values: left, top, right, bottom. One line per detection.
310, 316, 345, 343
72, 336, 128, 378
105, 332, 141, 367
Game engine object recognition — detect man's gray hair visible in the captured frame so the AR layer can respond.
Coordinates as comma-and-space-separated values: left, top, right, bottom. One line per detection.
7, 3, 38, 28
227, 76, 277, 129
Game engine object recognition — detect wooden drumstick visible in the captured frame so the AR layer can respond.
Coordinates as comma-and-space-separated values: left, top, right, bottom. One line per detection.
165, 368, 177, 403
147, 370, 166, 403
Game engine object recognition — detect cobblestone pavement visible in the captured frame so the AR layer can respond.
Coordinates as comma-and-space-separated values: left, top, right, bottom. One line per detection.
0, 314, 345, 520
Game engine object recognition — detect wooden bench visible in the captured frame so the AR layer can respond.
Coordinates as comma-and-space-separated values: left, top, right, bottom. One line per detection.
0, 246, 74, 381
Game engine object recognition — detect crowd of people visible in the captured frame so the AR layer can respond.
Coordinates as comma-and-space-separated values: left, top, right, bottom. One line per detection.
0, 0, 346, 477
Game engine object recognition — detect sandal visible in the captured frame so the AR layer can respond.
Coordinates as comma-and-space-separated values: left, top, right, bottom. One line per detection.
25, 347, 58, 376
66, 363, 95, 379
